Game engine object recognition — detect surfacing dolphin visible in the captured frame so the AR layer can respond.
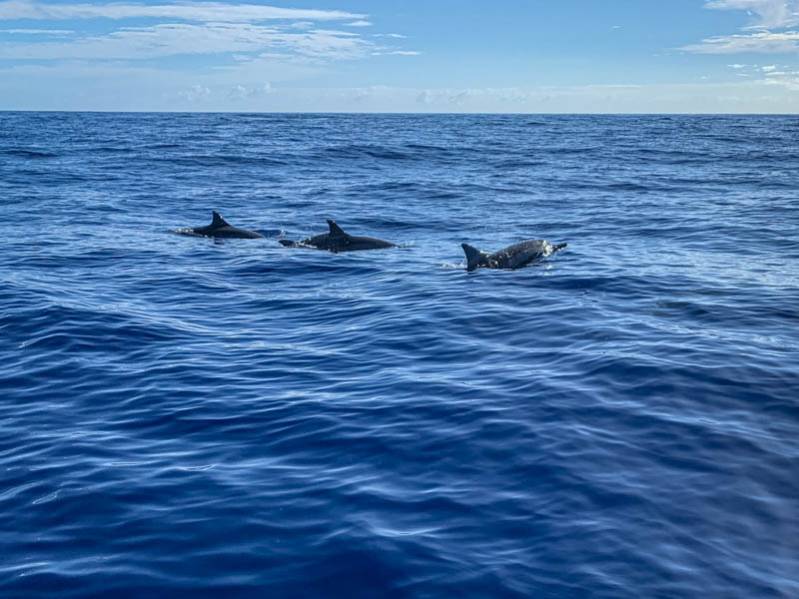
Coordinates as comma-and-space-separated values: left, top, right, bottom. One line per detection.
279, 220, 396, 253
462, 239, 567, 271
175, 211, 264, 239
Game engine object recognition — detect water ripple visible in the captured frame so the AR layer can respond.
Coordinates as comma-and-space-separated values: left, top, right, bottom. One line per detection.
1, 113, 798, 598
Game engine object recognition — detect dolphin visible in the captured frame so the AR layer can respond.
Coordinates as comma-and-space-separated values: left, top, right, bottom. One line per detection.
279, 220, 396, 253
175, 211, 264, 239
462, 239, 567, 271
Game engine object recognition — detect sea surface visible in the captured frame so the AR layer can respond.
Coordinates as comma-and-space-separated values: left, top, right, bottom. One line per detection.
1, 112, 798, 598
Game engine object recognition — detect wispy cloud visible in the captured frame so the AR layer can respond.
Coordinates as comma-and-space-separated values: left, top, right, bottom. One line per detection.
683, 30, 799, 53
686, 1, 799, 54
227, 81, 271, 99
704, 0, 799, 29
0, 1, 363, 23
759, 68, 799, 89
0, 2, 417, 64
1, 27, 73, 34
0, 22, 375, 60
715, 59, 799, 92
178, 83, 211, 102
379, 50, 420, 56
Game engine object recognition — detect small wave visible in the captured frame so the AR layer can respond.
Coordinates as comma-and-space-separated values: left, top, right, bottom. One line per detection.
2, 148, 59, 158
151, 154, 289, 168
320, 144, 414, 161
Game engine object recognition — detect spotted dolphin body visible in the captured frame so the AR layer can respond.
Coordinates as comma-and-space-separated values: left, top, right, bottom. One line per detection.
462, 239, 567, 271
279, 220, 395, 253
176, 211, 264, 239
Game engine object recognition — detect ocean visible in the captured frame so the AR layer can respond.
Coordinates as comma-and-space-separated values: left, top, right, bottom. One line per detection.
2, 112, 798, 598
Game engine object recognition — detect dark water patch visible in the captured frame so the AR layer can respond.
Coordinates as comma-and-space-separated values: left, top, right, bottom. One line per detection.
151, 154, 290, 168
2, 148, 59, 159
319, 144, 415, 161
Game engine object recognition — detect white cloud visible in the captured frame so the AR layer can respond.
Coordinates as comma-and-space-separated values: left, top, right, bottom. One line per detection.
761, 63, 778, 70
728, 63, 748, 67
0, 22, 374, 60
0, 3, 422, 65
4, 65, 799, 112
689, 2, 799, 55
178, 84, 211, 102
0, 1, 364, 23
705, 0, 799, 29
759, 69, 799, 88
415, 87, 537, 106
378, 50, 420, 56
227, 82, 271, 99
1, 27, 73, 34
683, 30, 799, 53
373, 33, 406, 39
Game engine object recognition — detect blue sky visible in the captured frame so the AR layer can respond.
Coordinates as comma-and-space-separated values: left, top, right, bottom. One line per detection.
1, 0, 798, 111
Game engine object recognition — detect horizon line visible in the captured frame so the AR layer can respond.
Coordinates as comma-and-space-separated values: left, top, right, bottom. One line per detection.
1, 110, 797, 116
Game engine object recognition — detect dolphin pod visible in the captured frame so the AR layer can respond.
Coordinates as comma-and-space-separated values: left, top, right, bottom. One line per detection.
176, 211, 567, 271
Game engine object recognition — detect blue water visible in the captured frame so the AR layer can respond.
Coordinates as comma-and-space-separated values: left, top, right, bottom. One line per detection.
2, 112, 798, 598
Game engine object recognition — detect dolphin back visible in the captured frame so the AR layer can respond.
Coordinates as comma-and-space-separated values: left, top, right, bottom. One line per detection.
347, 235, 395, 250
177, 211, 264, 239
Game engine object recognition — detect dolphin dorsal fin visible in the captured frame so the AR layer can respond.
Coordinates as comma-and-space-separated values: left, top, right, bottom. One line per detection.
327, 219, 348, 238
462, 243, 487, 271
211, 211, 230, 228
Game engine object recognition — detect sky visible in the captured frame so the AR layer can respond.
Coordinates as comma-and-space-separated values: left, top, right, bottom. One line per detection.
1, 0, 799, 112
